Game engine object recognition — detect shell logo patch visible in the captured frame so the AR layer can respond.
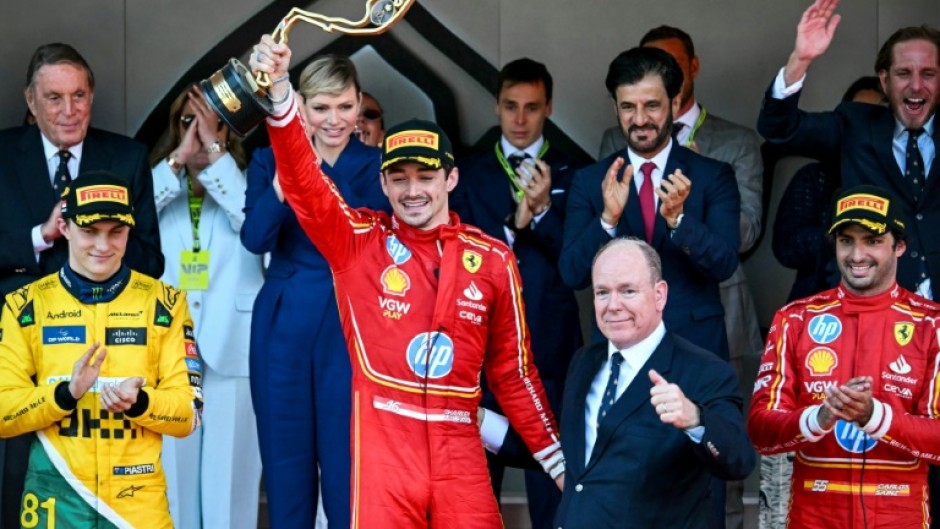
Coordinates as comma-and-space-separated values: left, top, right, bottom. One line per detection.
895, 322, 914, 346
462, 250, 482, 274
805, 347, 838, 377
381, 266, 411, 297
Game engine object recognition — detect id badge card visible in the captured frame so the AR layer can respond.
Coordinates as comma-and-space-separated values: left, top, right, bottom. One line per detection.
179, 250, 210, 291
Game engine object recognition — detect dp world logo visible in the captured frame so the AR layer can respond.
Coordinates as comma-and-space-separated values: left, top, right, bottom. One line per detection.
834, 420, 877, 454
406, 332, 454, 379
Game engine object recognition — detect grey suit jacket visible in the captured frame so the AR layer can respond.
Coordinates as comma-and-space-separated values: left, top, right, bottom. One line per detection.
599, 109, 764, 361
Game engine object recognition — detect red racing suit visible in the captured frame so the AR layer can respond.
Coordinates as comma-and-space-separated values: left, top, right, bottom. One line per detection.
267, 100, 561, 528
748, 283, 940, 528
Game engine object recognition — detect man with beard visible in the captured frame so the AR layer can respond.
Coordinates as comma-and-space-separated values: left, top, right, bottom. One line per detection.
559, 46, 740, 529
749, 185, 940, 529
560, 46, 739, 362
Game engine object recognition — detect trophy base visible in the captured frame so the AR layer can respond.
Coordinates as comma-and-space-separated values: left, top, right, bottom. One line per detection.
200, 58, 274, 137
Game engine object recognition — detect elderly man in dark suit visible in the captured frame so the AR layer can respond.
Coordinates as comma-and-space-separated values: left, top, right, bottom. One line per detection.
484, 238, 754, 529
451, 57, 582, 529
0, 42, 163, 528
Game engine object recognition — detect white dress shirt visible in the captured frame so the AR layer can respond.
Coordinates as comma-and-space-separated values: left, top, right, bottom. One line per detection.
31, 133, 85, 258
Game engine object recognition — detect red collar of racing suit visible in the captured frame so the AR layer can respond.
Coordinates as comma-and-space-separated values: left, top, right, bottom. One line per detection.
837, 282, 901, 314
390, 210, 466, 339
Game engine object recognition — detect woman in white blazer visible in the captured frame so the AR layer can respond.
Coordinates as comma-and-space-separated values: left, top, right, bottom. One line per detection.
149, 85, 264, 529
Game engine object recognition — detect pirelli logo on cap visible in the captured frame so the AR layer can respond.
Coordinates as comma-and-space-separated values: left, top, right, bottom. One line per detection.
385, 131, 439, 152
76, 185, 129, 206
836, 194, 887, 216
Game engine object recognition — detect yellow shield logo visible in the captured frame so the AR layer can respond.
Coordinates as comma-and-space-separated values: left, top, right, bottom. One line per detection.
895, 322, 914, 346
462, 250, 482, 274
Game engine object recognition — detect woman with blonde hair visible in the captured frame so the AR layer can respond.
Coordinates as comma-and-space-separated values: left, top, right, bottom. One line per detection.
241, 55, 388, 528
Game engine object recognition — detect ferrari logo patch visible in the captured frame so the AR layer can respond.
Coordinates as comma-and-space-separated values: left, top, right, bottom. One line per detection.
895, 322, 914, 346
462, 250, 482, 274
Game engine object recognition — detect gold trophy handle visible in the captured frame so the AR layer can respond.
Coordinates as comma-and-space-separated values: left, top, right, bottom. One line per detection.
253, 0, 415, 88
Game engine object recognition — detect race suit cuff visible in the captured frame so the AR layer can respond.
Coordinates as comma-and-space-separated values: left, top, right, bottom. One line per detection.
859, 398, 891, 439
267, 94, 297, 128
772, 67, 805, 99
534, 442, 565, 479
800, 405, 832, 441
480, 409, 510, 454
124, 388, 150, 418
54, 381, 79, 411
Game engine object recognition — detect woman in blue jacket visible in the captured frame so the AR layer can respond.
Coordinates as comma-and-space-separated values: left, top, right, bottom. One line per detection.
241, 55, 388, 529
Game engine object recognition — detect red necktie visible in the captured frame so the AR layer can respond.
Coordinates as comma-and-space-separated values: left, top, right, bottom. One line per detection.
639, 162, 656, 243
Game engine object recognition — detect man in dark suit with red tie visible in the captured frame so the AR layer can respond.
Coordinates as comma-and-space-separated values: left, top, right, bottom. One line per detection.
560, 46, 739, 362
0, 42, 163, 528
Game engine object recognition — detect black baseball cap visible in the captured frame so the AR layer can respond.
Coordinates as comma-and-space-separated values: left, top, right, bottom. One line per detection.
829, 184, 904, 236
380, 119, 454, 171
61, 171, 135, 227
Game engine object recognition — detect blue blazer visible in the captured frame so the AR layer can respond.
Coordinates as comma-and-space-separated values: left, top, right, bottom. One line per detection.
559, 145, 740, 359
452, 146, 582, 384
758, 85, 940, 293
555, 333, 754, 529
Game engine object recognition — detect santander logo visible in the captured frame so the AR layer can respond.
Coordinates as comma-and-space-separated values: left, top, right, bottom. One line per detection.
889, 354, 912, 375
463, 282, 483, 301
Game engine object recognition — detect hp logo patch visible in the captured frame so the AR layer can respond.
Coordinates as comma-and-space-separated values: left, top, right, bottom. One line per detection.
406, 332, 454, 379
386, 235, 412, 265
808, 314, 842, 344
834, 420, 877, 454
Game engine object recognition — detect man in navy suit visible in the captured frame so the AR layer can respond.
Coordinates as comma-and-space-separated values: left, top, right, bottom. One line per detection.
0, 43, 163, 528
483, 238, 754, 528
758, 0, 939, 299
560, 46, 740, 360
452, 57, 582, 529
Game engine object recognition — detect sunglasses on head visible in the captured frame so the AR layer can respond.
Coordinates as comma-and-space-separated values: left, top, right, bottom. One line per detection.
361, 108, 382, 121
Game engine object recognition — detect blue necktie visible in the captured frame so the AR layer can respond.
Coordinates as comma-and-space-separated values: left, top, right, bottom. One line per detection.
596, 352, 624, 429
906, 128, 926, 199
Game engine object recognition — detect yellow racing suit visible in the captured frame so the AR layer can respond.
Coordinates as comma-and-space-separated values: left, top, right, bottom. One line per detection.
0, 265, 203, 529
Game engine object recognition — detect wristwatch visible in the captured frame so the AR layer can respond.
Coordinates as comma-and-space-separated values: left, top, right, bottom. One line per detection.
205, 140, 224, 154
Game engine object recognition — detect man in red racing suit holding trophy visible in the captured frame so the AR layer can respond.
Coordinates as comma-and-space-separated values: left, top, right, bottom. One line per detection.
249, 36, 563, 529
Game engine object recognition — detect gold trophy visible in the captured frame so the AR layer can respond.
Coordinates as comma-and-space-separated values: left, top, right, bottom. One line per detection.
201, 0, 416, 136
